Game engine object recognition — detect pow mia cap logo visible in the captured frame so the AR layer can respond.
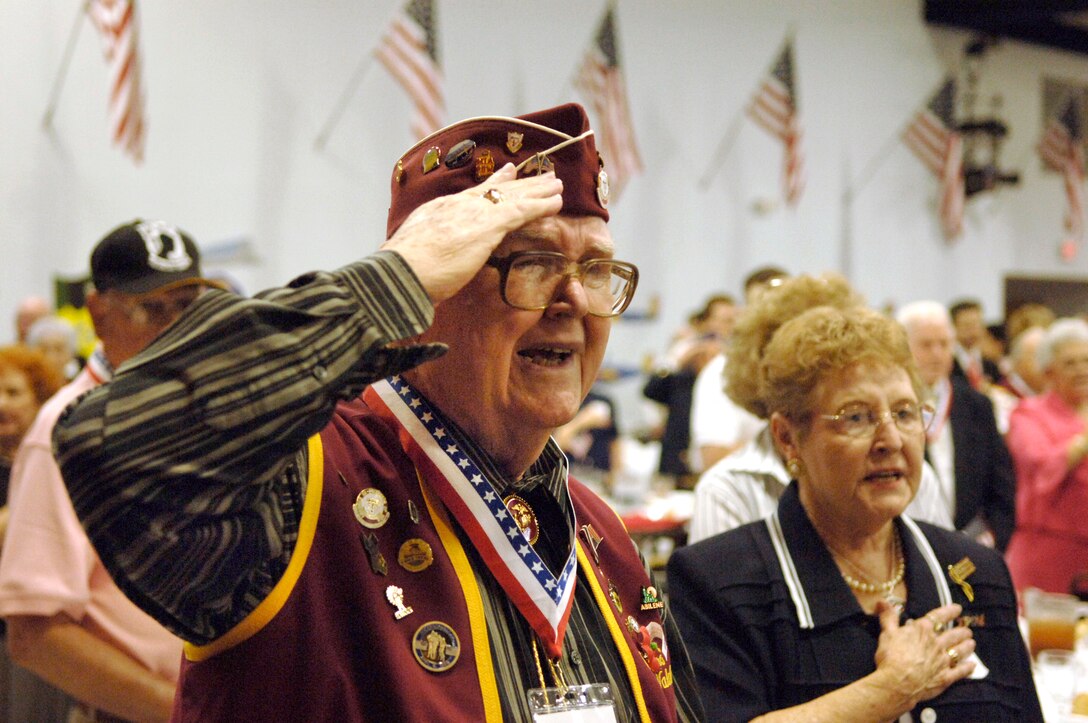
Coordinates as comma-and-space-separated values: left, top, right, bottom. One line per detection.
91, 219, 217, 295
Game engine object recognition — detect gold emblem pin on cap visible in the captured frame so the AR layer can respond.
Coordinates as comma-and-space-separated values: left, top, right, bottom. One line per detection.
475, 150, 495, 181
522, 153, 554, 176
596, 154, 610, 206
445, 139, 476, 169
506, 131, 524, 154
422, 146, 441, 174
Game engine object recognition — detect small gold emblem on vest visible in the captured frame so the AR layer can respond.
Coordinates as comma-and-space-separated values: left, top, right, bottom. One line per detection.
506, 131, 524, 154
412, 621, 461, 673
353, 488, 390, 529
398, 538, 434, 572
608, 580, 623, 613
386, 585, 414, 620
947, 557, 976, 602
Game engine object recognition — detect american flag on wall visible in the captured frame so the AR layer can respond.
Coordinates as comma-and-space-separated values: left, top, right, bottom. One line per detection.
1038, 96, 1086, 241
374, 0, 445, 140
902, 78, 965, 240
746, 39, 805, 205
574, 4, 643, 200
87, 0, 147, 163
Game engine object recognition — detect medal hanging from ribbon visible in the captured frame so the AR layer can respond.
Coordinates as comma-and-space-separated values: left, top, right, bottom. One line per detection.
365, 377, 578, 658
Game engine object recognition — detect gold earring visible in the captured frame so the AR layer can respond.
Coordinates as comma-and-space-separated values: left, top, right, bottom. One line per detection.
786, 458, 804, 479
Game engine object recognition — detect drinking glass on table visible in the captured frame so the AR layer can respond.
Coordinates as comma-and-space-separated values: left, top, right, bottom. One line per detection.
1037, 649, 1076, 713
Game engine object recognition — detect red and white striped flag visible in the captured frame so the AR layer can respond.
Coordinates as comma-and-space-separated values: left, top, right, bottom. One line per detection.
573, 4, 643, 200
746, 39, 805, 205
87, 0, 147, 163
902, 78, 965, 240
374, 0, 444, 141
1038, 97, 1086, 241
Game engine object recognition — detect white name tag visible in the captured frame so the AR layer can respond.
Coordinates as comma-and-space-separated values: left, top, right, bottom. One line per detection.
529, 684, 618, 723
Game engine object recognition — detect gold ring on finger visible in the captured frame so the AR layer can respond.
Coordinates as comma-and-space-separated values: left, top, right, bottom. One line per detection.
926, 614, 945, 634
482, 188, 505, 204
947, 647, 960, 667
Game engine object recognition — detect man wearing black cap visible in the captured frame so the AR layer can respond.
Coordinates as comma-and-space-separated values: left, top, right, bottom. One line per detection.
54, 106, 702, 721
0, 220, 222, 721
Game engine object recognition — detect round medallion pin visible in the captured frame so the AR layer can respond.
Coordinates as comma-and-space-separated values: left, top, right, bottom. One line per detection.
353, 488, 390, 529
412, 621, 461, 672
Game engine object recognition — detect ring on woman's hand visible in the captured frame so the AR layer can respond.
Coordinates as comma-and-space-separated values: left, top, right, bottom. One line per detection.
926, 614, 945, 634
482, 188, 505, 204
947, 647, 960, 667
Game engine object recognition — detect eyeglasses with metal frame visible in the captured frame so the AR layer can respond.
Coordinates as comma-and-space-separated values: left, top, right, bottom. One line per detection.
818, 401, 935, 438
485, 251, 639, 318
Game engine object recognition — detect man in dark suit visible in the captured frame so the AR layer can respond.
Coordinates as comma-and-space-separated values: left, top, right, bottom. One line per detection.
949, 299, 1001, 389
897, 301, 1017, 550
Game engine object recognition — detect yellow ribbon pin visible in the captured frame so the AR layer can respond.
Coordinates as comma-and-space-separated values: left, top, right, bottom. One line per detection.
948, 557, 976, 602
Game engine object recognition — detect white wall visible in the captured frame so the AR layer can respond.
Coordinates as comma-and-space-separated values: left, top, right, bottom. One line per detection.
4, 1, 1088, 400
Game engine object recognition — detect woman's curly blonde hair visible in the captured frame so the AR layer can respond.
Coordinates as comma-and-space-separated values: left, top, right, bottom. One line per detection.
759, 306, 923, 427
726, 273, 863, 419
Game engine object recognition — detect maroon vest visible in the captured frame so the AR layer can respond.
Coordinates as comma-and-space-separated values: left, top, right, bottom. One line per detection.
174, 396, 677, 722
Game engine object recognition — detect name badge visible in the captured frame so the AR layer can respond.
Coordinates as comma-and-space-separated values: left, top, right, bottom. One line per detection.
528, 683, 617, 722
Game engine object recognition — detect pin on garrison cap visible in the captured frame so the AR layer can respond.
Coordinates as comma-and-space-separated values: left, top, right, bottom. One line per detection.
91, 219, 221, 295
385, 103, 610, 238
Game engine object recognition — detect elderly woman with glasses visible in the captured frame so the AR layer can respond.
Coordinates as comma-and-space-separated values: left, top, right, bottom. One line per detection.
669, 306, 1041, 722
1005, 317, 1088, 595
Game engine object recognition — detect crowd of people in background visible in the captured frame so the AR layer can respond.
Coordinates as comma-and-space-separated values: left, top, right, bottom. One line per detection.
638, 275, 1088, 606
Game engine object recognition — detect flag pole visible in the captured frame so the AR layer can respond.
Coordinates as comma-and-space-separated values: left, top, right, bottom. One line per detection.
313, 53, 375, 151
42, 0, 90, 130
697, 110, 744, 190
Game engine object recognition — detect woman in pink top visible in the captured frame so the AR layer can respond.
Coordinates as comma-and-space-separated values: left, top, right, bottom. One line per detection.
1005, 318, 1088, 594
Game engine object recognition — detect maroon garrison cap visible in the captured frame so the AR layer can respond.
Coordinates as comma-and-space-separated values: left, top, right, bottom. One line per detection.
385, 103, 611, 238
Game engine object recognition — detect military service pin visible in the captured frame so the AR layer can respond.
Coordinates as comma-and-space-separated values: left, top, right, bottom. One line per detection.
608, 580, 623, 613
506, 131, 524, 154
422, 146, 441, 174
412, 621, 460, 673
386, 585, 414, 620
445, 139, 476, 169
398, 538, 434, 573
640, 586, 665, 611
475, 150, 495, 181
504, 494, 539, 546
353, 488, 390, 529
361, 532, 387, 576
522, 153, 554, 176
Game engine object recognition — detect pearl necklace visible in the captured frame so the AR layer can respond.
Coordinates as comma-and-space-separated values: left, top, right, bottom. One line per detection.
830, 529, 906, 610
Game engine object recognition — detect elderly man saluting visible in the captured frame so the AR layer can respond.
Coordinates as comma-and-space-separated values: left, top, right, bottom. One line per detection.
53, 104, 702, 722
